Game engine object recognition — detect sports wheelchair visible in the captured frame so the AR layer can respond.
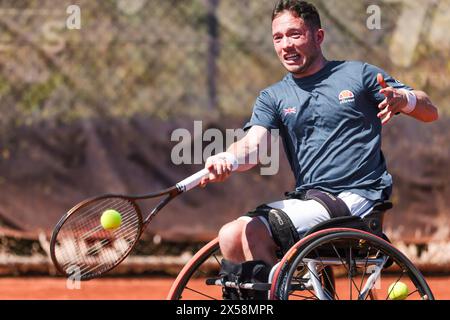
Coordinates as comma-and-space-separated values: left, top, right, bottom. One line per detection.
167, 201, 434, 300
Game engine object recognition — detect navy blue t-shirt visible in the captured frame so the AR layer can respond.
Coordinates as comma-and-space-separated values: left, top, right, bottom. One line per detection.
244, 61, 412, 201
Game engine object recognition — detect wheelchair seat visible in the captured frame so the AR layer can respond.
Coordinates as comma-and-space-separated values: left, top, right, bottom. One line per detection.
302, 201, 393, 239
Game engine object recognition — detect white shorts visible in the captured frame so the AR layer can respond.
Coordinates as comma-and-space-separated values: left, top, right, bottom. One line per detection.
239, 191, 375, 237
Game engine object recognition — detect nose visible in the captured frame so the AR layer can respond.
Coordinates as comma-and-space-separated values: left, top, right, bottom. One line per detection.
282, 36, 293, 49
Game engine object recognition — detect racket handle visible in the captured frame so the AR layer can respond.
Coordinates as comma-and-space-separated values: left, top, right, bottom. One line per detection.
176, 153, 239, 192
176, 168, 210, 192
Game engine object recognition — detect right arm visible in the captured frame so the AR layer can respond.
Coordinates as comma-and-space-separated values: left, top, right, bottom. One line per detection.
200, 125, 271, 186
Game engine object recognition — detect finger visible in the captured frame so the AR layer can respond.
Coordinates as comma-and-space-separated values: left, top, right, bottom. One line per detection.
221, 159, 230, 175
377, 73, 388, 89
377, 109, 387, 119
379, 106, 395, 124
217, 171, 231, 183
205, 160, 215, 171
380, 87, 394, 99
378, 99, 389, 110
223, 161, 233, 175
225, 161, 232, 174
215, 159, 226, 175
216, 175, 225, 183
381, 111, 393, 125
387, 100, 403, 114
377, 103, 392, 118
200, 177, 209, 187
209, 171, 218, 180
380, 87, 395, 95
379, 111, 388, 124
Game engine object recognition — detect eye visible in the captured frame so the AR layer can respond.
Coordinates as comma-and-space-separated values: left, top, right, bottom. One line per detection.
273, 35, 282, 42
291, 32, 302, 39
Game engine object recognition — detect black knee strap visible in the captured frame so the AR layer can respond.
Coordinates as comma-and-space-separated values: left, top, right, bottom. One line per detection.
246, 205, 300, 256
286, 189, 351, 218
267, 208, 300, 256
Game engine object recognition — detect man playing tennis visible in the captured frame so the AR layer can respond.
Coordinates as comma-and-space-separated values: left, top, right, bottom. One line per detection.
200, 0, 438, 299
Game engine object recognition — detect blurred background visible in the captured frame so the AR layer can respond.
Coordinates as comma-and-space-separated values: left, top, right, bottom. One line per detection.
0, 0, 449, 296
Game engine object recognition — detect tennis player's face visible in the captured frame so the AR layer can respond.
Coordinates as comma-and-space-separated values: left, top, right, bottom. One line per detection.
272, 11, 324, 77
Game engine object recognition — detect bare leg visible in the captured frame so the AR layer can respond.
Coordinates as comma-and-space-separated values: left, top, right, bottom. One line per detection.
219, 217, 278, 265
242, 218, 278, 265
218, 219, 247, 263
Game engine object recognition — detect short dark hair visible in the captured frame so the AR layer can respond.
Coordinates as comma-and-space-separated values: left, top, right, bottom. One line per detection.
272, 0, 322, 30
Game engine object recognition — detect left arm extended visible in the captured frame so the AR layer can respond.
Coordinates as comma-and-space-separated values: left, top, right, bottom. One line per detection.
405, 90, 439, 123
377, 74, 439, 124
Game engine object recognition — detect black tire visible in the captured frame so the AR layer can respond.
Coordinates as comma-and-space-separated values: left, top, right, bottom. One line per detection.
271, 228, 434, 300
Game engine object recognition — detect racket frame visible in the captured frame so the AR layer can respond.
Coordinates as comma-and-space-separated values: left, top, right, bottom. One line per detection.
50, 186, 181, 280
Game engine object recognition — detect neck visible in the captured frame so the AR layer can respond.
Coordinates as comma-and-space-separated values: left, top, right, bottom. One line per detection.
292, 54, 328, 79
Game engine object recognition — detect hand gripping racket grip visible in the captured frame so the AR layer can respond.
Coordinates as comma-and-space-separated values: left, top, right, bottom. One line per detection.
176, 153, 239, 192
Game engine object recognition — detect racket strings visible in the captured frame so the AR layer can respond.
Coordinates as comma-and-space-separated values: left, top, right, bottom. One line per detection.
58, 209, 139, 277
54, 197, 141, 279
69, 198, 127, 229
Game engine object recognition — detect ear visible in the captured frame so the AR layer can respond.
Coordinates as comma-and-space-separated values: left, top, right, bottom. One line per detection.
315, 29, 325, 45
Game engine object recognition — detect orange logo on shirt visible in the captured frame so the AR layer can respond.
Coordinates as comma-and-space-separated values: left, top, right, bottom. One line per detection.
339, 90, 355, 104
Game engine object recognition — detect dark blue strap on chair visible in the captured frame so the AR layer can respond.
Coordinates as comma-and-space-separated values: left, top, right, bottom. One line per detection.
286, 189, 351, 218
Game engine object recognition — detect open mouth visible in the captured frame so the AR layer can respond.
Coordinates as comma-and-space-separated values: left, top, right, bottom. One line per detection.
284, 53, 301, 63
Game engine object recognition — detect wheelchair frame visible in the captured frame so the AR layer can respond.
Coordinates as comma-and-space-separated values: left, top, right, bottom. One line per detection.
167, 202, 434, 300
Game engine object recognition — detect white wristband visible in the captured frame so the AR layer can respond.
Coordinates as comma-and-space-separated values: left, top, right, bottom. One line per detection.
399, 89, 417, 114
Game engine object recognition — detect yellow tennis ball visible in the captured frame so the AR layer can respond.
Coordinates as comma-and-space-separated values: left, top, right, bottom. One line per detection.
101, 209, 122, 230
388, 281, 409, 300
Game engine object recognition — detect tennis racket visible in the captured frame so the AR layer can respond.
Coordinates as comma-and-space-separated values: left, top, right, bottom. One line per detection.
50, 162, 235, 281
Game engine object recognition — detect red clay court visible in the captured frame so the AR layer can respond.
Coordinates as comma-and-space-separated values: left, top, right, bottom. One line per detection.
0, 276, 449, 300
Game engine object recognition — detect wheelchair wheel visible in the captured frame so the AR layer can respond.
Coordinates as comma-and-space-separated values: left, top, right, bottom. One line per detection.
167, 237, 337, 300
167, 238, 223, 300
270, 228, 434, 300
